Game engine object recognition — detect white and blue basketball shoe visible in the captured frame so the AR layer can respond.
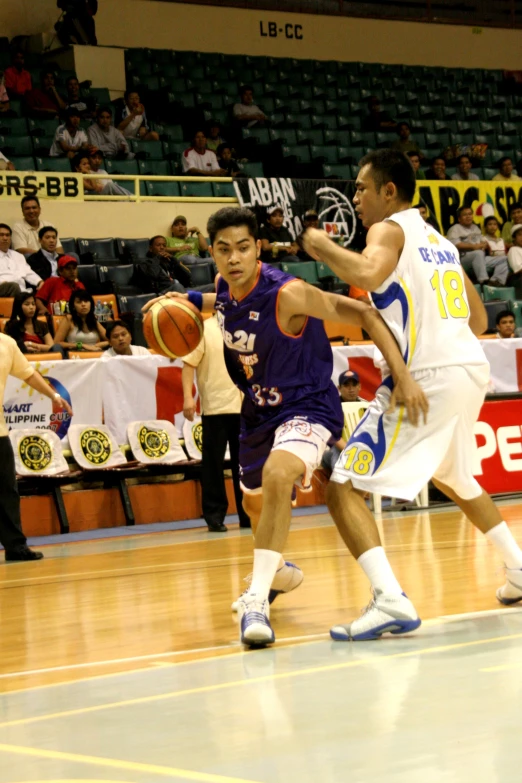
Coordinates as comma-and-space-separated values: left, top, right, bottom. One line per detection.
497, 567, 522, 605
330, 589, 421, 641
231, 561, 303, 612
238, 593, 275, 647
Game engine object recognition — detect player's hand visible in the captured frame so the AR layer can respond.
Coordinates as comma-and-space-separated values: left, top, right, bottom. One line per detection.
387, 374, 429, 427
300, 227, 330, 261
183, 397, 197, 421
57, 396, 73, 416
141, 291, 188, 313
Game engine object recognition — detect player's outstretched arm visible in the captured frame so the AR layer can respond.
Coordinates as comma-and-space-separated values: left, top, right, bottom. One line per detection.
279, 282, 428, 425
141, 291, 217, 314
300, 222, 403, 291
463, 272, 488, 336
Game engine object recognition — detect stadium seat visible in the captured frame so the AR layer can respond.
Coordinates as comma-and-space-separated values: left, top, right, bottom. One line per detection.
9, 156, 35, 171
181, 182, 214, 197
118, 293, 156, 314
105, 159, 140, 176
129, 140, 163, 159
138, 159, 171, 176
212, 182, 236, 198
98, 265, 142, 295
35, 157, 72, 172
0, 298, 14, 317
93, 293, 119, 319
0, 117, 28, 135
60, 238, 78, 255
77, 238, 117, 261
240, 162, 264, 177
280, 261, 320, 286
510, 300, 522, 328
145, 181, 181, 197
188, 262, 213, 287
27, 118, 59, 136
76, 265, 99, 288
482, 285, 516, 302
9, 136, 37, 156
116, 238, 150, 260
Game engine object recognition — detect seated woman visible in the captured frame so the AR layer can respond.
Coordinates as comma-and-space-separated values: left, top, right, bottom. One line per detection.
54, 290, 108, 353
4, 291, 62, 355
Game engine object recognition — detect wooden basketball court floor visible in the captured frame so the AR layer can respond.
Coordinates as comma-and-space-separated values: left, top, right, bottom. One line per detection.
2, 499, 522, 783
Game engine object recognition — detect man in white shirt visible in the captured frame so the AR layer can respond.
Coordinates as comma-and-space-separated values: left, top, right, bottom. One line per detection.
0, 223, 42, 296
233, 85, 267, 128
11, 195, 63, 256
491, 157, 522, 182
181, 130, 227, 177
103, 320, 150, 357
508, 224, 522, 274
451, 154, 479, 181
116, 90, 159, 141
49, 107, 89, 158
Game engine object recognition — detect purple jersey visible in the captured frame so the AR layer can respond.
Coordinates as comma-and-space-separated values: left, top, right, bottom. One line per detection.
215, 262, 343, 440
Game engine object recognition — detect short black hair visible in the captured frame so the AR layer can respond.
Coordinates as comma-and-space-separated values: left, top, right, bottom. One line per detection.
0, 223, 12, 234
216, 142, 231, 157
498, 156, 512, 168
207, 207, 258, 245
65, 106, 81, 120
509, 202, 522, 214
432, 156, 445, 165
414, 202, 426, 210
66, 75, 78, 86
124, 89, 139, 101
483, 216, 498, 227
407, 150, 420, 159
149, 234, 165, 246
359, 149, 416, 203
239, 84, 253, 95
38, 225, 57, 239
105, 320, 131, 340
457, 154, 472, 164
21, 194, 40, 208
72, 151, 89, 170
398, 121, 410, 130
96, 105, 112, 117
457, 205, 473, 217
496, 309, 515, 326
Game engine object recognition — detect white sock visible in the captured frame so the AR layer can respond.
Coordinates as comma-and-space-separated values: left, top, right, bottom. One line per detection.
358, 546, 403, 595
485, 521, 522, 569
248, 549, 284, 601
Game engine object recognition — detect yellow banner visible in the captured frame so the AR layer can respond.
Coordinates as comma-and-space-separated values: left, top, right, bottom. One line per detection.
415, 180, 522, 236
0, 171, 83, 200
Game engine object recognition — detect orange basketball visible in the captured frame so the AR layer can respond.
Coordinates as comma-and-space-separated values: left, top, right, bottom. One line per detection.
143, 298, 204, 359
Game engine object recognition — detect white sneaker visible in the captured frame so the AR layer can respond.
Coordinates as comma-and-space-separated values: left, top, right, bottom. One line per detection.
231, 561, 304, 612
497, 566, 522, 605
238, 593, 275, 647
330, 590, 421, 641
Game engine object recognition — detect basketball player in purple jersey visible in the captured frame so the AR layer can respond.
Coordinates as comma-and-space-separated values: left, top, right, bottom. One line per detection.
145, 206, 428, 647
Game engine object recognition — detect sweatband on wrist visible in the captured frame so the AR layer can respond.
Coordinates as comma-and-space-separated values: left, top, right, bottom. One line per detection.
187, 291, 203, 311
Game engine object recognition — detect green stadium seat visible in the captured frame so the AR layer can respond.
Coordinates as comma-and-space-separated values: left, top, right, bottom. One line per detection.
241, 162, 264, 177
482, 167, 498, 180
310, 145, 338, 164
138, 159, 171, 176
9, 136, 37, 156
482, 285, 516, 302
105, 159, 140, 176
181, 182, 214, 197
282, 144, 311, 164
0, 117, 28, 135
212, 182, 236, 198
323, 130, 343, 146
270, 128, 298, 146
474, 284, 483, 300
35, 157, 72, 172
89, 87, 111, 105
242, 128, 270, 145
323, 163, 353, 179
9, 156, 36, 171
281, 261, 320, 286
510, 300, 522, 328
145, 181, 181, 197
129, 140, 163, 159
502, 122, 518, 136
296, 129, 324, 146
496, 135, 515, 150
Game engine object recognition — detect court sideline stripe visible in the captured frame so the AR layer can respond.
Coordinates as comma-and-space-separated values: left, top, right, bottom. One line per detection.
1, 631, 521, 730
0, 743, 261, 783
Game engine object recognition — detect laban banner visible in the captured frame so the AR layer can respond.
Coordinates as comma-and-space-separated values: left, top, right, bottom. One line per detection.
234, 177, 366, 248
415, 180, 522, 235
0, 171, 83, 200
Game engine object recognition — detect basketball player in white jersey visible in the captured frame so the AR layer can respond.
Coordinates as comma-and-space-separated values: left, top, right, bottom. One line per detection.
302, 149, 522, 640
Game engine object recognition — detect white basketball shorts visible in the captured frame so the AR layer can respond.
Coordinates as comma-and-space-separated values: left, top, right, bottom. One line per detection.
330, 364, 490, 501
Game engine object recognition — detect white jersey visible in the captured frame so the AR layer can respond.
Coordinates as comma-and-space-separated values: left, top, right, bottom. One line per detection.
371, 208, 488, 375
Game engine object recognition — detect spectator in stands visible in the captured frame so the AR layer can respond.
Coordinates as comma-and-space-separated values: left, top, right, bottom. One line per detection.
3, 51, 32, 99
0, 149, 15, 171
87, 148, 133, 196
425, 156, 451, 180
447, 206, 508, 285
0, 223, 42, 297
502, 203, 522, 247
54, 290, 108, 353
116, 90, 159, 141
259, 206, 300, 263
483, 216, 508, 259
321, 370, 364, 476
0, 70, 12, 115
49, 107, 89, 158
391, 122, 421, 155
36, 256, 85, 315
233, 85, 267, 128
12, 196, 63, 256
87, 107, 133, 159
25, 70, 66, 119
206, 120, 226, 152
492, 157, 522, 182
508, 224, 522, 275
496, 310, 517, 339
415, 203, 437, 229
182, 313, 250, 532
216, 143, 241, 177
407, 151, 426, 180
27, 226, 61, 280
4, 291, 57, 354
362, 96, 396, 132
451, 154, 479, 181
64, 76, 95, 118
102, 320, 150, 357
165, 216, 208, 265
72, 151, 132, 196
134, 236, 191, 294
182, 130, 226, 176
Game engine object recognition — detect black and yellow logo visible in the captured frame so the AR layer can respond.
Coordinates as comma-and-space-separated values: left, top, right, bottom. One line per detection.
80, 428, 111, 465
192, 422, 203, 453
18, 435, 52, 472
138, 426, 170, 459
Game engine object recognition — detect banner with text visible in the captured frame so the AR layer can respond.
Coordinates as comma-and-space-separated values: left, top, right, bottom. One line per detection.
0, 171, 83, 201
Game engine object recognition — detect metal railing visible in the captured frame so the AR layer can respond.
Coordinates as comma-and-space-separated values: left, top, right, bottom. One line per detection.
82, 174, 239, 203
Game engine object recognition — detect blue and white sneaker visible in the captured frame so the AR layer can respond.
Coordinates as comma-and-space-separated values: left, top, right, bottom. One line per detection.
497, 566, 522, 605
238, 593, 275, 647
231, 561, 304, 612
330, 590, 421, 641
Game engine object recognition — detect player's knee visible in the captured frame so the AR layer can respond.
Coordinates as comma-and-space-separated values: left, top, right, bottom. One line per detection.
242, 492, 261, 518
262, 455, 301, 490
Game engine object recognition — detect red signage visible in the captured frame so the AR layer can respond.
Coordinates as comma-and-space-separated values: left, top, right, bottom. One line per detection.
474, 398, 522, 494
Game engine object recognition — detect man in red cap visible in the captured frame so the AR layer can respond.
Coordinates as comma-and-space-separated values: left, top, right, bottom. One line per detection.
36, 256, 85, 315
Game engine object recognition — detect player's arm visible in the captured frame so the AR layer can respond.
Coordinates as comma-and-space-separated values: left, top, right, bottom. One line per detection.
141, 291, 216, 314
279, 282, 428, 425
463, 272, 488, 336
301, 222, 403, 290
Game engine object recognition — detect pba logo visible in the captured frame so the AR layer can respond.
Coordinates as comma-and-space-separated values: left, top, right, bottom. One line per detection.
315, 186, 357, 247
18, 434, 52, 472
47, 376, 72, 439
138, 425, 170, 459
192, 422, 203, 453
80, 428, 112, 465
